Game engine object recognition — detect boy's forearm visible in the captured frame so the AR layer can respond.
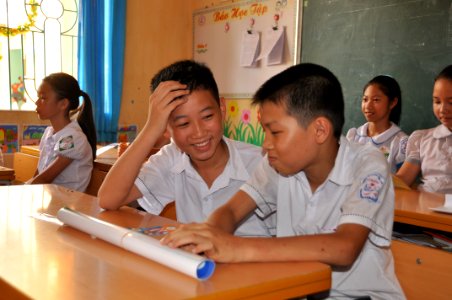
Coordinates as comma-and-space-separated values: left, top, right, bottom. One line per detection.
207, 206, 238, 233
206, 190, 257, 233
229, 225, 368, 266
98, 127, 161, 209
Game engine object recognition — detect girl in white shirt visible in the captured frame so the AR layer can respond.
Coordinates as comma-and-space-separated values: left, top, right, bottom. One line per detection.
29, 73, 97, 192
397, 65, 452, 194
347, 75, 408, 173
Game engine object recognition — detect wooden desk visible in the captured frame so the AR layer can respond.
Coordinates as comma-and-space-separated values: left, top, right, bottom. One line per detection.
393, 188, 452, 300
0, 184, 331, 300
0, 166, 15, 182
394, 188, 451, 232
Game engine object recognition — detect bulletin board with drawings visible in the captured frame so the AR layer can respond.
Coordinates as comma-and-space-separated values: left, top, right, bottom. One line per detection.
193, 0, 302, 98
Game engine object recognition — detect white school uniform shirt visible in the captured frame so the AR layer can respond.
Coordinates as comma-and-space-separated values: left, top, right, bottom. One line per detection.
405, 124, 452, 194
241, 137, 405, 300
135, 137, 273, 237
38, 121, 93, 192
346, 122, 408, 173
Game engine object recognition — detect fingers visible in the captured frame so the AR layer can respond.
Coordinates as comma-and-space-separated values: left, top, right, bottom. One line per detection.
160, 223, 236, 262
150, 81, 190, 111
161, 223, 212, 249
144, 81, 190, 134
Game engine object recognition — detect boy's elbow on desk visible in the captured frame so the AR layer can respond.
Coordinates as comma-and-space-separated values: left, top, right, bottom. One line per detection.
98, 184, 142, 210
97, 190, 122, 210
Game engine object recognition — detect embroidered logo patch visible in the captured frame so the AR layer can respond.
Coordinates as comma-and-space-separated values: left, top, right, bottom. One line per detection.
400, 138, 408, 155
359, 173, 384, 203
59, 135, 74, 151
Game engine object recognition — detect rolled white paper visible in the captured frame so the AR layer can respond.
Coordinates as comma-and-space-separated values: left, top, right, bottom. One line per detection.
57, 207, 215, 280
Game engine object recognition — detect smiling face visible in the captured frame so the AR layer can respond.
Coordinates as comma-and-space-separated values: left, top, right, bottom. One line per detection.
167, 89, 227, 168
259, 101, 319, 176
361, 84, 396, 125
433, 78, 452, 130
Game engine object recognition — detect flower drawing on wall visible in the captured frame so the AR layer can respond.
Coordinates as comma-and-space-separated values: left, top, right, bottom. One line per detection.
227, 100, 239, 117
223, 100, 264, 146
241, 109, 251, 124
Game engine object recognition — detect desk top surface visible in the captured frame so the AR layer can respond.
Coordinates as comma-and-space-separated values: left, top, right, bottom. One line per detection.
0, 166, 15, 181
0, 184, 331, 300
0, 166, 15, 174
394, 188, 451, 232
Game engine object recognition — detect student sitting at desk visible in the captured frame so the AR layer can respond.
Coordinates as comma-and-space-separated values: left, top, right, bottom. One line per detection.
29, 73, 97, 192
162, 63, 405, 299
99, 60, 272, 237
347, 75, 407, 173
396, 65, 452, 194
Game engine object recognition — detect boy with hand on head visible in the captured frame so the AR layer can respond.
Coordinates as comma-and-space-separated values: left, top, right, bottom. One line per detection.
162, 63, 405, 299
98, 60, 272, 237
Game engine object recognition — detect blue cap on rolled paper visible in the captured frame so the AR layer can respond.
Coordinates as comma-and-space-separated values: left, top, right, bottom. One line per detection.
197, 259, 215, 280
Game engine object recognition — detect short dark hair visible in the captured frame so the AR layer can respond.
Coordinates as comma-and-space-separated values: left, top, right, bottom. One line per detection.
150, 60, 220, 103
364, 75, 402, 125
252, 63, 344, 139
435, 64, 452, 82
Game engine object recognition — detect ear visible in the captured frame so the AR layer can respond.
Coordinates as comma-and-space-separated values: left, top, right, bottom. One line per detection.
165, 123, 173, 137
162, 128, 171, 140
311, 117, 332, 144
219, 97, 226, 121
58, 98, 70, 112
390, 97, 398, 110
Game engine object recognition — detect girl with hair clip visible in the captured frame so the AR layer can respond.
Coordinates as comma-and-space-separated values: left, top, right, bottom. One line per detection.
29, 72, 97, 192
347, 75, 408, 173
397, 65, 452, 194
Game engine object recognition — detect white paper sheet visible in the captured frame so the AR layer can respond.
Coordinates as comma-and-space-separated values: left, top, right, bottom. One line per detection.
255, 27, 285, 65
240, 31, 260, 67
57, 207, 215, 280
429, 194, 452, 214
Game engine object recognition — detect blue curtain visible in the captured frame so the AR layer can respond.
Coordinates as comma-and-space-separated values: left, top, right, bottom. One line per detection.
77, 0, 126, 143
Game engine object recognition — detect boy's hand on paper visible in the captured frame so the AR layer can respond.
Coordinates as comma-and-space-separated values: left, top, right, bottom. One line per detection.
145, 81, 189, 135
160, 223, 239, 263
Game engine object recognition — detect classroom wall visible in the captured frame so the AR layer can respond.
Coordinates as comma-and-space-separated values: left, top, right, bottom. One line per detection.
118, 0, 194, 131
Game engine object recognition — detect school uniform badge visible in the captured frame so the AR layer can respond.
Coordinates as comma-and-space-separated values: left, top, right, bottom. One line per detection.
59, 135, 74, 151
359, 173, 384, 203
400, 137, 408, 155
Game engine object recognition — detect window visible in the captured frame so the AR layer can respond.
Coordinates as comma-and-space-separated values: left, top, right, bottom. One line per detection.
0, 0, 79, 111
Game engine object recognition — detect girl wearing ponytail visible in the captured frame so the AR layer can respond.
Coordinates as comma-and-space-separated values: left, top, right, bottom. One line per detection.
29, 73, 97, 192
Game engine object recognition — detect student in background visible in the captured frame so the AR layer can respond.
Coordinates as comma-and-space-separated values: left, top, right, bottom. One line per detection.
347, 75, 407, 173
98, 60, 272, 237
29, 73, 97, 192
162, 63, 405, 299
396, 65, 452, 194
